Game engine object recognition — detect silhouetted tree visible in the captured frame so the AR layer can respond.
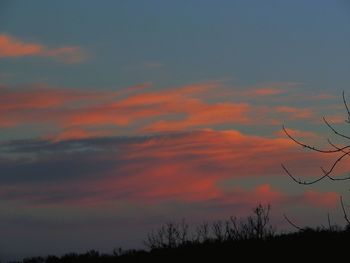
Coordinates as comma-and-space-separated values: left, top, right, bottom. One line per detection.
212, 220, 225, 242
225, 204, 275, 241
245, 204, 275, 240
144, 219, 189, 249
282, 91, 350, 225
145, 204, 275, 250
194, 222, 210, 243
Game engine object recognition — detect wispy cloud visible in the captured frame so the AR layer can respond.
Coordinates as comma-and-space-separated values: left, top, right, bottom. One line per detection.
0, 34, 86, 63
275, 106, 314, 120
0, 81, 339, 141
0, 130, 344, 208
0, 82, 248, 136
245, 87, 287, 96
275, 128, 320, 141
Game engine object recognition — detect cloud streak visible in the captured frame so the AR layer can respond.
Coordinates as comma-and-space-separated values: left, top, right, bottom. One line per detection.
0, 130, 345, 208
0, 34, 86, 63
0, 81, 327, 141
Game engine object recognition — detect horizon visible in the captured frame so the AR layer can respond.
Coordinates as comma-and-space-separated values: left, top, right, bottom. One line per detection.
1, 0, 350, 261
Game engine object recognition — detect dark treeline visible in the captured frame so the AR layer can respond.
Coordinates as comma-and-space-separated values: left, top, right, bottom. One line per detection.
7, 204, 350, 262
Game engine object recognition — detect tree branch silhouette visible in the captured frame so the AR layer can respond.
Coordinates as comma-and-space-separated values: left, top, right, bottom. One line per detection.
282, 91, 350, 227
283, 213, 304, 231
281, 92, 350, 184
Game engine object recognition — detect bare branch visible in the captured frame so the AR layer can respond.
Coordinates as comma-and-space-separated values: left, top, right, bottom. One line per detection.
282, 147, 350, 185
320, 166, 350, 181
319, 150, 350, 179
281, 164, 329, 185
323, 117, 350, 141
282, 125, 344, 153
326, 138, 350, 153
283, 92, 350, 230
283, 214, 303, 231
321, 139, 350, 181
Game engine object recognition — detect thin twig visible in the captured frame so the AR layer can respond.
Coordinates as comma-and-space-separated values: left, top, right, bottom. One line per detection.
320, 166, 350, 181
326, 138, 350, 152
283, 214, 303, 231
322, 139, 350, 181
342, 91, 350, 123
281, 164, 326, 185
283, 125, 345, 153
327, 213, 332, 231
323, 117, 350, 141
319, 150, 350, 180
282, 146, 350, 185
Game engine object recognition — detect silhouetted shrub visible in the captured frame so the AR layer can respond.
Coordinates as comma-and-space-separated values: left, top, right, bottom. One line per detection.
145, 203, 275, 250
144, 219, 189, 249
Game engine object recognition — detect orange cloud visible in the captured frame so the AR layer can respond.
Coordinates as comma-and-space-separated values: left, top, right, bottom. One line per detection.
0, 82, 251, 135
0, 85, 83, 110
0, 34, 42, 57
247, 87, 286, 96
115, 83, 216, 107
0, 34, 85, 63
211, 184, 286, 208
0, 81, 338, 144
0, 85, 115, 128
0, 128, 347, 212
81, 129, 340, 206
324, 114, 347, 124
276, 106, 314, 119
223, 184, 339, 209
44, 46, 85, 63
310, 93, 336, 100
275, 128, 320, 141
143, 102, 251, 132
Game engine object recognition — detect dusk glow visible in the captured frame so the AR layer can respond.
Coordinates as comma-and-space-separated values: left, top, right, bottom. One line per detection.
1, 0, 350, 261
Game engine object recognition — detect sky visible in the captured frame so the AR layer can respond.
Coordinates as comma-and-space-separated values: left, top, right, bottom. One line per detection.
1, 0, 350, 260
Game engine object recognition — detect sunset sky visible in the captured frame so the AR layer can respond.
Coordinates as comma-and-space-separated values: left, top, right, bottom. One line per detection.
1, 0, 350, 260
